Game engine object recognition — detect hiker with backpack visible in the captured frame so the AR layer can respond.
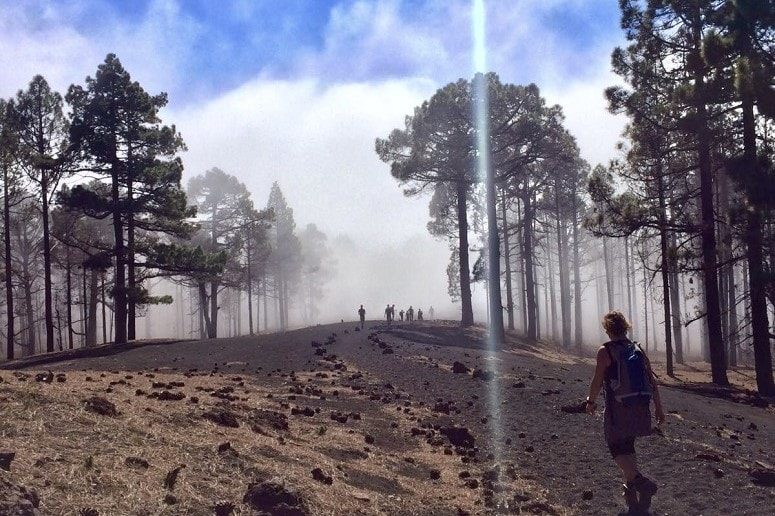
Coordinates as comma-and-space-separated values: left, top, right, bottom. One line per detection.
584, 311, 665, 514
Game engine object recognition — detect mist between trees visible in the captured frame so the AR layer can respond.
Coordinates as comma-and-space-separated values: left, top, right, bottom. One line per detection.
0, 55, 336, 361
376, 1, 774, 396
1, 1, 774, 396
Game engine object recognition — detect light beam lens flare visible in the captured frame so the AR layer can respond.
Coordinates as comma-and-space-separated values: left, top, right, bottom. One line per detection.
471, 0, 504, 476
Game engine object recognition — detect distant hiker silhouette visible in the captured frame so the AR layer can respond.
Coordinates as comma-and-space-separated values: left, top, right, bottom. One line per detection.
428, 306, 435, 320
407, 306, 414, 322
391, 304, 396, 322
399, 309, 404, 321
358, 305, 366, 329
585, 311, 664, 514
385, 304, 392, 325
417, 308, 423, 321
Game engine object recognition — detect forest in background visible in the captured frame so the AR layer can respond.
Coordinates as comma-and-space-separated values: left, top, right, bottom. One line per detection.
1, 1, 773, 397
377, 0, 774, 395
0, 55, 334, 360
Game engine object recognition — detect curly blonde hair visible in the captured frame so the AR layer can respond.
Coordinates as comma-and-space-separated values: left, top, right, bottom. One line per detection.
602, 310, 630, 336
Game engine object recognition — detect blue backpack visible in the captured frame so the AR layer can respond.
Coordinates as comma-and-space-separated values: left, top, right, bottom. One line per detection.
604, 340, 653, 407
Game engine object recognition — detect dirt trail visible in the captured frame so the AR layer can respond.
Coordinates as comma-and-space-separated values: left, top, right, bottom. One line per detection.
4, 321, 774, 515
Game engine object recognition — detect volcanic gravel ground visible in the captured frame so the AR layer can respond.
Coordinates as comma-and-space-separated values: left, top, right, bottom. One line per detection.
35, 322, 775, 514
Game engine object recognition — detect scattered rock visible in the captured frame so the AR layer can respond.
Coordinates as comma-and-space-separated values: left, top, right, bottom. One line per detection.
429, 469, 441, 480
218, 442, 232, 454
582, 490, 593, 501
202, 410, 240, 428
440, 426, 475, 448
452, 362, 469, 374
713, 468, 725, 479
243, 479, 308, 515
83, 397, 119, 417
164, 465, 185, 490
471, 369, 494, 381
749, 467, 775, 487
311, 468, 333, 485
464, 478, 479, 489
0, 477, 41, 515
34, 372, 53, 384
163, 494, 178, 505
560, 403, 586, 414
124, 457, 149, 471
0, 452, 15, 471
291, 406, 315, 417
364, 434, 375, 445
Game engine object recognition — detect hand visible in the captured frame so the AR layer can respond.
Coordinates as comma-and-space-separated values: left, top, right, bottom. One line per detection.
655, 407, 665, 426
584, 398, 596, 414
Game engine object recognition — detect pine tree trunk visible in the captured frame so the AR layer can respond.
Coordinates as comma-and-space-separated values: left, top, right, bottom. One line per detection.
246, 234, 254, 335
547, 235, 558, 341
572, 197, 583, 348
86, 268, 98, 347
522, 194, 537, 340
602, 238, 613, 310
691, 16, 728, 385
556, 209, 570, 348
657, 172, 674, 375
3, 163, 14, 360
101, 275, 107, 344
456, 181, 474, 326
668, 233, 684, 363
741, 84, 774, 394
209, 281, 218, 338
727, 262, 738, 367
111, 163, 128, 345
66, 251, 73, 349
40, 174, 54, 352
500, 193, 515, 331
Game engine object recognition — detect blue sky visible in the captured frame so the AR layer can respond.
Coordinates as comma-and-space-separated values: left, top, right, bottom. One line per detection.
3, 0, 624, 107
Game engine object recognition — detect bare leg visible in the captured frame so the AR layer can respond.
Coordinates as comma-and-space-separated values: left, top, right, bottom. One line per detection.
614, 454, 639, 482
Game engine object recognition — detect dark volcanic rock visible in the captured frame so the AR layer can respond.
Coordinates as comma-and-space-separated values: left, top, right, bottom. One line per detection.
749, 467, 775, 486
34, 372, 53, 383
311, 468, 333, 485
0, 452, 15, 471
213, 501, 235, 516
243, 479, 308, 515
0, 477, 40, 515
440, 426, 475, 448
83, 396, 119, 417
164, 465, 185, 490
250, 409, 289, 432
471, 369, 494, 381
452, 361, 469, 374
202, 409, 240, 428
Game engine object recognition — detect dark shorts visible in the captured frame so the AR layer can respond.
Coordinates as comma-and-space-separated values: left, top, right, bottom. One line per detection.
607, 436, 636, 458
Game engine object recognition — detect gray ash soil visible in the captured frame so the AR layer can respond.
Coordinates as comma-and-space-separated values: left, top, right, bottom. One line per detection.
28, 321, 775, 514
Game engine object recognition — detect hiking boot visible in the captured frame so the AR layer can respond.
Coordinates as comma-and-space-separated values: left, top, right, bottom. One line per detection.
622, 483, 638, 509
631, 474, 657, 512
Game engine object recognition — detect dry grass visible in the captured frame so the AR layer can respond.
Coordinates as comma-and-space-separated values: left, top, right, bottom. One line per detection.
0, 363, 559, 515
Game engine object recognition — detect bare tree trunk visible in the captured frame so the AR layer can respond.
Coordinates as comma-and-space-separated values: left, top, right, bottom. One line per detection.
547, 236, 558, 340
111, 162, 128, 345
691, 15, 728, 386
66, 250, 73, 349
3, 163, 14, 360
522, 194, 537, 340
602, 238, 614, 310
456, 181, 474, 326
572, 199, 583, 348
500, 193, 515, 331
668, 233, 684, 364
40, 173, 54, 353
86, 268, 98, 347
101, 274, 107, 343
246, 233, 254, 335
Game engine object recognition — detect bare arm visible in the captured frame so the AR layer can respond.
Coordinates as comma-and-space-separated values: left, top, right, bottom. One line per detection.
586, 346, 610, 412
